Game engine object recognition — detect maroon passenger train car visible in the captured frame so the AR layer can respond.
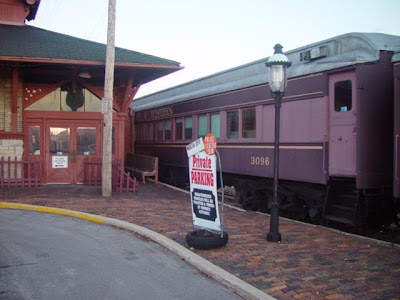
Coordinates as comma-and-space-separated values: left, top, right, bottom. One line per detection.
131, 33, 400, 226
394, 52, 400, 200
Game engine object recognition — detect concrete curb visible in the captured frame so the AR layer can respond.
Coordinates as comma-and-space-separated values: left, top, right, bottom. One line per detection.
0, 202, 275, 300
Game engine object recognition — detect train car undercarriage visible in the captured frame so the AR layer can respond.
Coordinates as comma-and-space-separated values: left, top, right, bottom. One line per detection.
158, 164, 398, 229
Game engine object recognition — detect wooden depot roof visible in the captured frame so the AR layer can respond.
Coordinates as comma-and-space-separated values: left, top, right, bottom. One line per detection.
0, 24, 182, 85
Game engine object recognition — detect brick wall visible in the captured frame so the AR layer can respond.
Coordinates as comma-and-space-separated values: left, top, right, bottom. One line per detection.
0, 67, 23, 133
0, 70, 8, 132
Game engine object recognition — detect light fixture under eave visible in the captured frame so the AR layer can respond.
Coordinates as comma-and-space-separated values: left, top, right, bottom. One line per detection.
78, 71, 91, 79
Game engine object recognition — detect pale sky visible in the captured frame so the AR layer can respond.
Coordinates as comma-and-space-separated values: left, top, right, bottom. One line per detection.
30, 0, 400, 98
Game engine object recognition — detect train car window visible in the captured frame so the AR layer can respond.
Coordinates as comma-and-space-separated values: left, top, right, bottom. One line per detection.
227, 110, 239, 139
165, 119, 172, 141
334, 80, 352, 112
149, 122, 154, 141
157, 121, 163, 141
143, 123, 149, 141
135, 124, 140, 142
242, 108, 256, 138
211, 113, 220, 138
175, 118, 183, 140
198, 115, 207, 138
185, 117, 193, 140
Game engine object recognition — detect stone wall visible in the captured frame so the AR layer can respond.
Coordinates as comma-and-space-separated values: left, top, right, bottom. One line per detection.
0, 139, 23, 159
0, 139, 24, 178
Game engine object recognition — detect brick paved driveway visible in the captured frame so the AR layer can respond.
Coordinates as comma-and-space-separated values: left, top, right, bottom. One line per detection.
1, 183, 399, 299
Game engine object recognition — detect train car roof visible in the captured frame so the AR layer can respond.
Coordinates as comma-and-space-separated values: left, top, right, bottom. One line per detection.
393, 51, 400, 63
131, 32, 400, 112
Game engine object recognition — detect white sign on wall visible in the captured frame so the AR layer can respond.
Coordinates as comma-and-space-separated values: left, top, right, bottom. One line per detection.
187, 137, 221, 233
52, 156, 68, 168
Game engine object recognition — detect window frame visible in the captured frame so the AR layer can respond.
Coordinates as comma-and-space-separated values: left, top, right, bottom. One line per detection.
241, 107, 256, 139
165, 119, 172, 141
174, 118, 183, 141
334, 80, 353, 112
198, 114, 208, 139
184, 116, 193, 141
210, 113, 220, 139
226, 109, 239, 140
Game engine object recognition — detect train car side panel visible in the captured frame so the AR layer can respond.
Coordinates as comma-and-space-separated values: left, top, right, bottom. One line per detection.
394, 60, 400, 198
356, 52, 394, 189
136, 143, 327, 185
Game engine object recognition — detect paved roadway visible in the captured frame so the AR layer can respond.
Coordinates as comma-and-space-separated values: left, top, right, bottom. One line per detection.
0, 209, 243, 300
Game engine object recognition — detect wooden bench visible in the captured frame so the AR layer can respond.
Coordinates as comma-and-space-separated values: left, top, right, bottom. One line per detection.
125, 153, 158, 185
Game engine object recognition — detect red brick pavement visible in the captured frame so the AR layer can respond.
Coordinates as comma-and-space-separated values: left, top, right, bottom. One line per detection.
1, 183, 399, 300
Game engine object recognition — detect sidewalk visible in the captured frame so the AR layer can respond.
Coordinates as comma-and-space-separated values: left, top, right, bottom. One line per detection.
1, 183, 399, 299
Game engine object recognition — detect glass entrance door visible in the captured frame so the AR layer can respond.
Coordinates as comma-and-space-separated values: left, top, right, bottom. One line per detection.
46, 121, 101, 183
47, 126, 73, 183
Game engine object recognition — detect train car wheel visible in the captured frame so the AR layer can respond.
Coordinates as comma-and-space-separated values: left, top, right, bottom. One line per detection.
186, 229, 228, 250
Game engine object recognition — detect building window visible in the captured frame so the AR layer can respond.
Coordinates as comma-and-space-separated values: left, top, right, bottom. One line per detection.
334, 80, 352, 112
211, 113, 220, 138
29, 125, 40, 155
242, 108, 256, 138
50, 127, 70, 154
25, 87, 104, 112
198, 115, 207, 138
227, 110, 239, 139
157, 121, 163, 141
185, 117, 193, 140
77, 127, 96, 155
175, 118, 183, 140
165, 119, 172, 141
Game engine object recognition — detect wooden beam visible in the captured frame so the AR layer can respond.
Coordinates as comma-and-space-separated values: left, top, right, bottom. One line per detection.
23, 79, 69, 109
122, 86, 139, 113
76, 78, 104, 99
102, 0, 116, 197
120, 74, 135, 113
77, 77, 124, 113
0, 57, 183, 70
11, 67, 18, 133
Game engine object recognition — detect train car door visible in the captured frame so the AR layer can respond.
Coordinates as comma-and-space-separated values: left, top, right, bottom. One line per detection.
328, 72, 357, 177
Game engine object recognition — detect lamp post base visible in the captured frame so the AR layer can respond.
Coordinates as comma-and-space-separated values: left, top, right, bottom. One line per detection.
266, 231, 281, 242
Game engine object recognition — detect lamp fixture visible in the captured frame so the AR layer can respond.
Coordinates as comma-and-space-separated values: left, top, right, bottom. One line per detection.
78, 71, 91, 79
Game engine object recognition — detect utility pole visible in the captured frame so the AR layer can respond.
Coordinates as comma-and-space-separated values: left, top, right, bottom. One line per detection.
102, 0, 116, 197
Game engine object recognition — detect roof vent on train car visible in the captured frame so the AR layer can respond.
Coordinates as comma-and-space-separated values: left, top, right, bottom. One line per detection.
300, 45, 328, 61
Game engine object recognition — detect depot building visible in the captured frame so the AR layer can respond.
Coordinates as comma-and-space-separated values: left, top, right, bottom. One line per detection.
0, 0, 181, 184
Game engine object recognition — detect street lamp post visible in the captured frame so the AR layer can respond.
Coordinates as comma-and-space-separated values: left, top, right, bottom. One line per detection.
265, 44, 291, 242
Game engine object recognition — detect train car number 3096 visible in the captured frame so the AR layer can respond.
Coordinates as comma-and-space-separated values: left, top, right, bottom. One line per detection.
250, 156, 270, 166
